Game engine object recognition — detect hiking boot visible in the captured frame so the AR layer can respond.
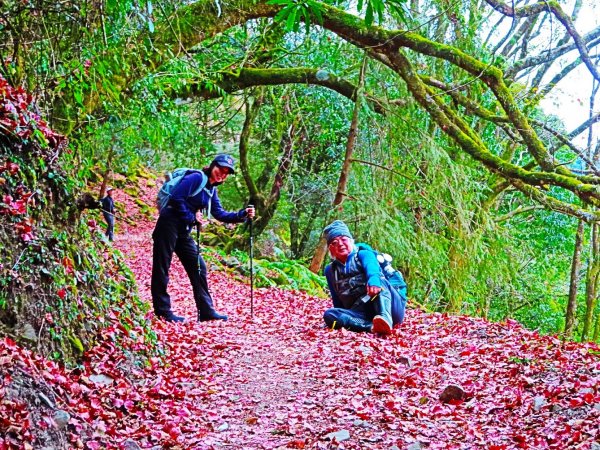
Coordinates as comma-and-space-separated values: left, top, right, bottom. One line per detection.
346, 315, 373, 332
372, 315, 392, 334
372, 294, 393, 335
157, 313, 185, 323
198, 312, 228, 322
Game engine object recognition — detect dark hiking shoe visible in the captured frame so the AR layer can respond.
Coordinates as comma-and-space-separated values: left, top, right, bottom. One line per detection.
372, 315, 392, 335
157, 313, 185, 323
198, 312, 228, 322
346, 316, 373, 333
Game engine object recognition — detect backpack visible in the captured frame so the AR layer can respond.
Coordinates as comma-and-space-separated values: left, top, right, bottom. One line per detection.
356, 243, 407, 296
156, 168, 207, 212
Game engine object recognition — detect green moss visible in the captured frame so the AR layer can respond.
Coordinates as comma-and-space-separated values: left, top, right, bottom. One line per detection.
69, 335, 84, 354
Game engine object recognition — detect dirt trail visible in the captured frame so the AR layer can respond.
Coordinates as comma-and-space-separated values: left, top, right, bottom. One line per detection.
105, 178, 600, 449
113, 182, 385, 449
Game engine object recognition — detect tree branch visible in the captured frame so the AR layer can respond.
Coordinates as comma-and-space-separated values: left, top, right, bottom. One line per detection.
508, 27, 600, 78
485, 0, 598, 82
167, 67, 387, 114
510, 179, 600, 222
350, 158, 417, 181
495, 204, 545, 223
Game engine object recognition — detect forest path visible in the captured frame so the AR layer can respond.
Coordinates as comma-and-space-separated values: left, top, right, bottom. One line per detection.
113, 181, 388, 449
106, 178, 600, 449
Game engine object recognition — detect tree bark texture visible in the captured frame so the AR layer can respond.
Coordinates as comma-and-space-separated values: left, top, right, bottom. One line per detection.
564, 219, 585, 339
582, 223, 599, 341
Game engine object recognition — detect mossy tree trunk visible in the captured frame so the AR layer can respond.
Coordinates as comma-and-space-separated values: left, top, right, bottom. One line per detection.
582, 223, 600, 341
564, 219, 585, 339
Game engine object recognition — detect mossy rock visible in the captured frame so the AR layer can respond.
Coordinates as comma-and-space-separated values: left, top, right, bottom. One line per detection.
136, 167, 157, 180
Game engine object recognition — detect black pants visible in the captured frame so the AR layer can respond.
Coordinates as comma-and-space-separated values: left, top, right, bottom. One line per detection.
150, 216, 217, 318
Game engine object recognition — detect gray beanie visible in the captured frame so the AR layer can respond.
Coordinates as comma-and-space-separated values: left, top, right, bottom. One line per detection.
323, 220, 353, 245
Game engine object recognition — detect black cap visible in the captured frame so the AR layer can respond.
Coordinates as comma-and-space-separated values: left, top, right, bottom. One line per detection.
212, 154, 236, 174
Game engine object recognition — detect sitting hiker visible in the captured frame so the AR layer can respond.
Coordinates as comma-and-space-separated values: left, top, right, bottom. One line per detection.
322, 220, 407, 334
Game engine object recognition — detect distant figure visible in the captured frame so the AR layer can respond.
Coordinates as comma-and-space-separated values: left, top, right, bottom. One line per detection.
100, 187, 116, 242
322, 220, 407, 334
151, 154, 256, 323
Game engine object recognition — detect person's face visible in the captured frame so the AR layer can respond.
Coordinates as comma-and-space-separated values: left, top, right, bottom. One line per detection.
209, 164, 232, 184
328, 235, 353, 261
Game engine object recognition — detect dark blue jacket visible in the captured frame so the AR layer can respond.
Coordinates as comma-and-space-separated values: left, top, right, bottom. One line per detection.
160, 171, 247, 225
101, 196, 114, 215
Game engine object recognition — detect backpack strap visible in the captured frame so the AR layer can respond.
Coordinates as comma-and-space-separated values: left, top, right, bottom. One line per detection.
203, 186, 216, 219
187, 171, 208, 198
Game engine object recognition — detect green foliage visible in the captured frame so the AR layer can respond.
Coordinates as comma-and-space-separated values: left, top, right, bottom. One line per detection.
2, 0, 598, 343
269, 0, 324, 33
208, 248, 328, 296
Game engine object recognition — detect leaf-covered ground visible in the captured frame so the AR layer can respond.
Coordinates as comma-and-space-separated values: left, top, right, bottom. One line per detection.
2, 179, 600, 450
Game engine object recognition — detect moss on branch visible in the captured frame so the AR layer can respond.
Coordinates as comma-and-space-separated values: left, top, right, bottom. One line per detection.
167, 67, 386, 113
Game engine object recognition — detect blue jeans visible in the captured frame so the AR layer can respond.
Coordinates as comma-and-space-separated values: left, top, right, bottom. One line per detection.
323, 284, 406, 332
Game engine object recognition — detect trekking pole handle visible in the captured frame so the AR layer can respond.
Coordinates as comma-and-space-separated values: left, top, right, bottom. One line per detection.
246, 204, 255, 221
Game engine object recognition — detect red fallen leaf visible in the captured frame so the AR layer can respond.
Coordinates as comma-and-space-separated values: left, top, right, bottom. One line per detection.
15, 220, 32, 233
21, 232, 35, 242
57, 288, 67, 299
116, 323, 130, 337
287, 440, 306, 448
8, 162, 20, 174
90, 397, 102, 410
569, 398, 583, 408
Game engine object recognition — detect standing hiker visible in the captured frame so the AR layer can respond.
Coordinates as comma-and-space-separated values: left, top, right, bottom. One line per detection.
101, 187, 116, 242
151, 154, 255, 323
322, 220, 407, 334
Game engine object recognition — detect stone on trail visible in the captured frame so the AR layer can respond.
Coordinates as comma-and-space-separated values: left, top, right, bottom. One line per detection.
325, 429, 350, 442
439, 384, 466, 403
53, 410, 70, 429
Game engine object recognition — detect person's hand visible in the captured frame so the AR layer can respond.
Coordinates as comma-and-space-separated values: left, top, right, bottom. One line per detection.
245, 205, 256, 219
367, 285, 381, 297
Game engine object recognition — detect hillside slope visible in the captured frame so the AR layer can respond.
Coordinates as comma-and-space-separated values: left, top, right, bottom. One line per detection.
2, 178, 600, 449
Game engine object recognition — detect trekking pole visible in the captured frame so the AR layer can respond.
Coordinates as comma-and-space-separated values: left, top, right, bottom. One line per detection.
196, 221, 201, 250
248, 205, 254, 319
